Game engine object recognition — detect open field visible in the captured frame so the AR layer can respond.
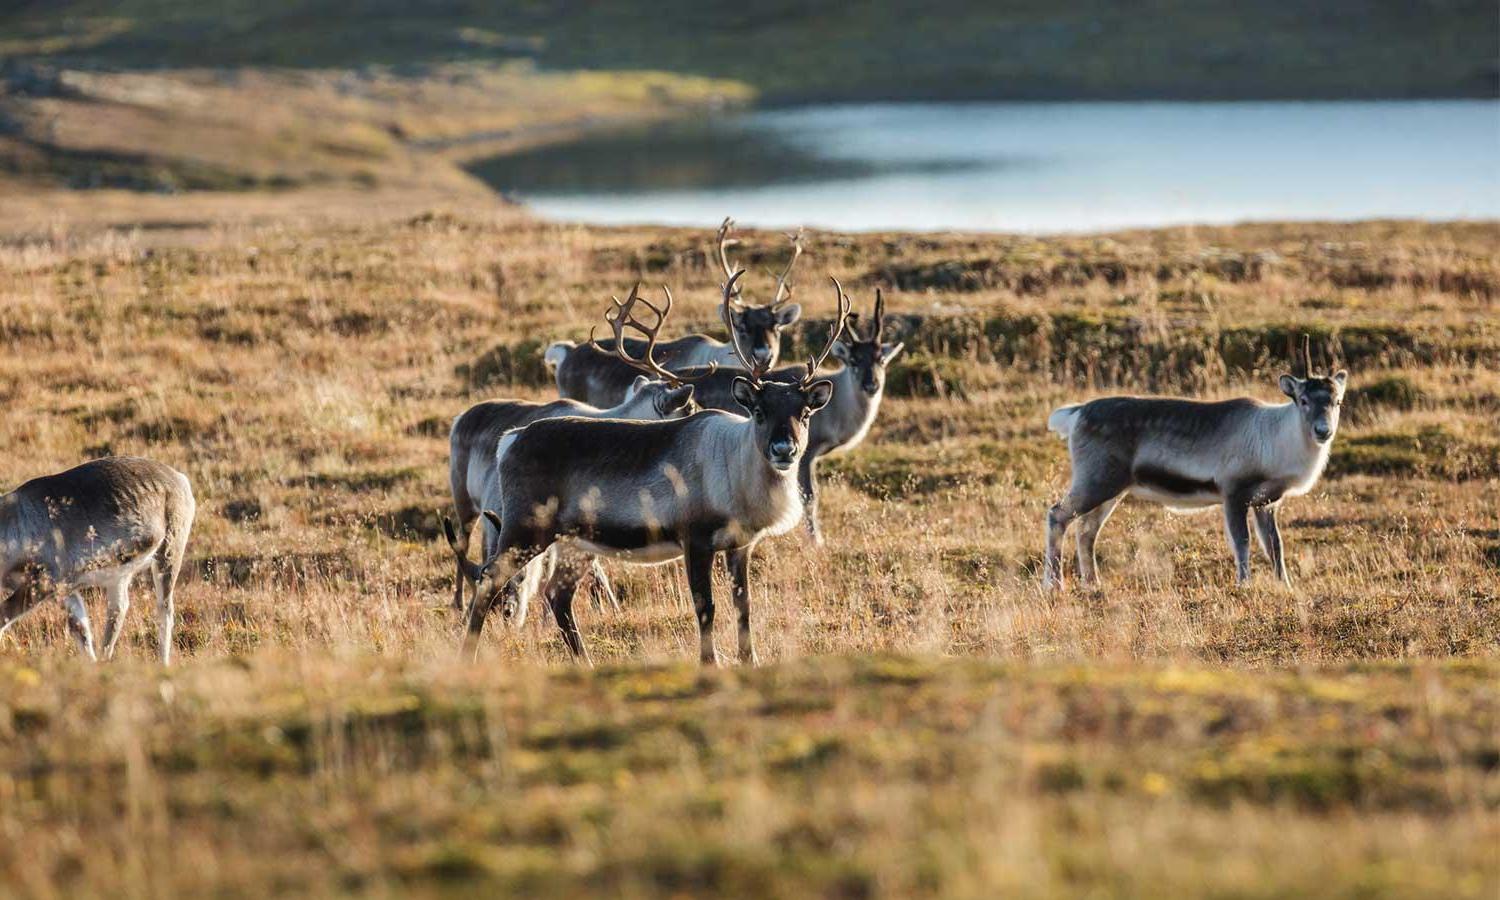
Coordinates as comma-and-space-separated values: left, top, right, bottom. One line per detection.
0, 214, 1498, 895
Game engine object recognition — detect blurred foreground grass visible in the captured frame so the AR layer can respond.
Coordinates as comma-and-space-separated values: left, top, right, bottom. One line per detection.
3, 654, 1496, 897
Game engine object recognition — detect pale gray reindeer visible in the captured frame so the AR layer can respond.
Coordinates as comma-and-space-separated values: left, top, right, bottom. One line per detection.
459, 269, 847, 665
0, 457, 194, 663
547, 218, 804, 407
444, 319, 699, 616
1044, 339, 1347, 589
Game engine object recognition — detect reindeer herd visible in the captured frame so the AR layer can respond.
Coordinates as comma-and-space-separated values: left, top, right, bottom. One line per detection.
0, 219, 1350, 666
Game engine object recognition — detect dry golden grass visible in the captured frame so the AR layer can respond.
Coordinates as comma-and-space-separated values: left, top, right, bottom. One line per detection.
0, 212, 1497, 896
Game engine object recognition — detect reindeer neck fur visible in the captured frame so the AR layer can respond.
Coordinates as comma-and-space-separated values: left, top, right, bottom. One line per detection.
1252, 400, 1331, 498
698, 412, 805, 542
815, 364, 882, 456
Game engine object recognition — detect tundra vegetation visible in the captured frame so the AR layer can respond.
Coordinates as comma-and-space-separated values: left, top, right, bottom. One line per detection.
0, 213, 1496, 895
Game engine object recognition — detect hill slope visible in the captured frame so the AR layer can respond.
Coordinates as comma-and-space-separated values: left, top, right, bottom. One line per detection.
4, 0, 1497, 100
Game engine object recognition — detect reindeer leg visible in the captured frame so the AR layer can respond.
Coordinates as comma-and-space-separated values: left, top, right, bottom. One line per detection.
99, 576, 131, 661
1075, 495, 1122, 589
448, 468, 479, 612
1253, 505, 1290, 585
63, 591, 98, 662
0, 567, 49, 640
1223, 497, 1253, 584
545, 565, 592, 666
462, 538, 544, 663
799, 452, 823, 546
726, 546, 757, 665
684, 539, 719, 666
585, 558, 620, 612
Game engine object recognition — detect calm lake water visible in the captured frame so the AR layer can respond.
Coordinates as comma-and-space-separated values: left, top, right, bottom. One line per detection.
469, 101, 1500, 233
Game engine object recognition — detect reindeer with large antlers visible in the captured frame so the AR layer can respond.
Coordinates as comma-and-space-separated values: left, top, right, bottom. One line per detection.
541, 283, 903, 543
1044, 336, 1349, 589
547, 218, 805, 407
458, 269, 847, 664
443, 295, 699, 616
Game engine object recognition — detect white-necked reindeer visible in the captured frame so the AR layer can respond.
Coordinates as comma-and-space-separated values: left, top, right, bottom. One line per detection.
444, 363, 698, 615
547, 219, 804, 407
459, 269, 848, 665
0, 457, 194, 663
540, 287, 902, 543
1044, 340, 1347, 589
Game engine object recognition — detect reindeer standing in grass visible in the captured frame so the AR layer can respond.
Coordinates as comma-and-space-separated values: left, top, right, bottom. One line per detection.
1044, 339, 1347, 589
0, 457, 194, 663
456, 270, 847, 664
445, 363, 698, 617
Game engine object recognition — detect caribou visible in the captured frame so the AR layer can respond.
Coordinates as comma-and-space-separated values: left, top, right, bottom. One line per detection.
458, 269, 848, 665
0, 456, 194, 663
548, 218, 804, 407
1043, 339, 1348, 589
444, 368, 698, 617
546, 286, 903, 543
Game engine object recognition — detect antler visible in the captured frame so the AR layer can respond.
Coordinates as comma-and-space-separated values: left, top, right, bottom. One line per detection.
803, 277, 853, 384
720, 269, 770, 381
769, 229, 804, 309
716, 217, 743, 305
589, 282, 711, 387
853, 287, 885, 342
1302, 333, 1313, 377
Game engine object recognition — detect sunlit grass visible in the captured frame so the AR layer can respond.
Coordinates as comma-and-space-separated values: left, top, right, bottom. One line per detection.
0, 216, 1496, 896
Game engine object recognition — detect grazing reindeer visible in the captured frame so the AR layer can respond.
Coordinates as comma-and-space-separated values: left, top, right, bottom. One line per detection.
0, 457, 194, 663
460, 269, 847, 664
444, 364, 698, 614
547, 218, 804, 407
1044, 339, 1347, 589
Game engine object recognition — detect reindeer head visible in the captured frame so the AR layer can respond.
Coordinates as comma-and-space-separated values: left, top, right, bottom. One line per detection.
716, 217, 803, 368
831, 287, 904, 397
1279, 335, 1348, 444
723, 270, 844, 471
589, 281, 716, 412
620, 375, 698, 419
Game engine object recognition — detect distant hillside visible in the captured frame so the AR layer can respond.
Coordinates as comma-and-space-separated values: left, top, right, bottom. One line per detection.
4, 0, 1497, 100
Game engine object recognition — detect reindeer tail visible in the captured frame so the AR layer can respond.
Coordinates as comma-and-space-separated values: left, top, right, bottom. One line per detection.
543, 341, 574, 373
1047, 404, 1083, 440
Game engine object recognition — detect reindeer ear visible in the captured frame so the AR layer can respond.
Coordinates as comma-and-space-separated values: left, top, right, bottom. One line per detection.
482, 510, 503, 532
1278, 374, 1300, 398
730, 376, 758, 413
879, 341, 905, 365
830, 341, 852, 362
806, 379, 834, 411
664, 384, 695, 412
625, 374, 650, 399
1332, 369, 1348, 391
773, 303, 801, 326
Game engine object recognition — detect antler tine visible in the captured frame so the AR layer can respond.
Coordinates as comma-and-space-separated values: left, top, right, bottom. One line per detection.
870, 287, 885, 342
716, 217, 743, 305
588, 283, 704, 388
770, 228, 805, 308
804, 276, 853, 383
720, 269, 764, 379
1302, 333, 1313, 377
